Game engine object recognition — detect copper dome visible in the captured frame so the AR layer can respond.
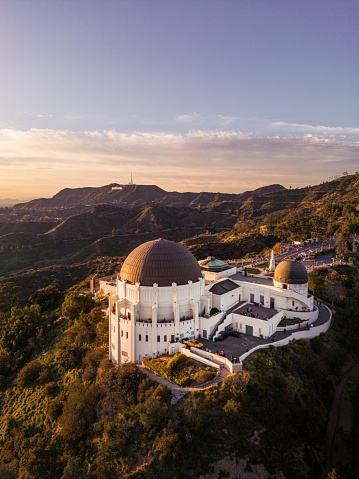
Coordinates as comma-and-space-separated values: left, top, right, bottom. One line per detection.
120, 239, 202, 287
274, 260, 308, 284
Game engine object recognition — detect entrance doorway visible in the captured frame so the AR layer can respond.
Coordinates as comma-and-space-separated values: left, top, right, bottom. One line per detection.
246, 325, 253, 336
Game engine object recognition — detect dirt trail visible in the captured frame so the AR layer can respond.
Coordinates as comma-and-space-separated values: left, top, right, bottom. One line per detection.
322, 365, 358, 475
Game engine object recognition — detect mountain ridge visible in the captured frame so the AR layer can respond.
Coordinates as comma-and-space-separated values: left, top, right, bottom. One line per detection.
13, 183, 286, 211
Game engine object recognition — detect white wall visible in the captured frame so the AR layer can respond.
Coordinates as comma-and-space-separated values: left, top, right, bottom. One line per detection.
239, 306, 332, 361
99, 280, 117, 296
203, 266, 237, 283
230, 310, 283, 338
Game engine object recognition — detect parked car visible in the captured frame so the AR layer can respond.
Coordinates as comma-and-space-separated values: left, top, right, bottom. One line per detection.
183, 339, 203, 349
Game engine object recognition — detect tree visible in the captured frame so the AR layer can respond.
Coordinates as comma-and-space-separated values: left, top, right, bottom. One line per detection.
335, 235, 349, 256
61, 292, 95, 321
324, 270, 347, 305
0, 282, 22, 315
28, 285, 63, 311
59, 382, 99, 447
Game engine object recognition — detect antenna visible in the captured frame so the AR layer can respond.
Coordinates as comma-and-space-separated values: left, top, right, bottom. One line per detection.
130, 173, 133, 185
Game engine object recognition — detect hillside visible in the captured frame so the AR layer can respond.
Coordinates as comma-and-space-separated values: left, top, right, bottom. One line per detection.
0, 174, 358, 276
0, 203, 238, 276
13, 183, 285, 212
0, 266, 358, 479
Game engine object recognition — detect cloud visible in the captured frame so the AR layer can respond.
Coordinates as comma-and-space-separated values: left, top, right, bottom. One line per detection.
217, 115, 241, 125
175, 112, 200, 123
0, 128, 358, 198
271, 121, 359, 136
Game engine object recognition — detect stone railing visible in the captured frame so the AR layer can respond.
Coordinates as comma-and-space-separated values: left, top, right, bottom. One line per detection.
240, 305, 332, 362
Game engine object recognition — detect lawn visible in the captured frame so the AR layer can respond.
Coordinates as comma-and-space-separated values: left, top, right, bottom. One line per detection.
143, 353, 217, 387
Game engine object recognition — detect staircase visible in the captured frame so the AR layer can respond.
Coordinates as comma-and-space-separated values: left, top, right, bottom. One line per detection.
209, 311, 227, 340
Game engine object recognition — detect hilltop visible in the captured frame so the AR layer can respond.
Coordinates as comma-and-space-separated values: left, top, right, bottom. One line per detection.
11, 183, 285, 216
0, 174, 358, 277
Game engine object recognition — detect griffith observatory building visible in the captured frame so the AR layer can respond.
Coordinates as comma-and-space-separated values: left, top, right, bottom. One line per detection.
104, 239, 321, 366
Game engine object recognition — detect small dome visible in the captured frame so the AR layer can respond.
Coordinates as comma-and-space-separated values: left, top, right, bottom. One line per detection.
120, 238, 202, 287
199, 256, 231, 272
274, 260, 308, 284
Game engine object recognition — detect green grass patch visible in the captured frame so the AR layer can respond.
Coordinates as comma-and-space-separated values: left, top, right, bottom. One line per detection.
143, 353, 217, 387
278, 317, 302, 327
245, 267, 260, 275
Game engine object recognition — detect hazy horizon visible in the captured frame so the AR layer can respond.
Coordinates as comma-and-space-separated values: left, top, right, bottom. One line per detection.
1, 0, 358, 198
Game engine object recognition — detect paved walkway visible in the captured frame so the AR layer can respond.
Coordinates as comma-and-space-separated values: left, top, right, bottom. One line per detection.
138, 364, 228, 404
200, 303, 331, 360
138, 304, 331, 402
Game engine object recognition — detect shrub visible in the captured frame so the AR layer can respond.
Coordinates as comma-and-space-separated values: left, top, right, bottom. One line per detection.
15, 360, 44, 388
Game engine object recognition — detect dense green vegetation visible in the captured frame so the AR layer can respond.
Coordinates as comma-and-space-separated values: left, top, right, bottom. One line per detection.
0, 174, 358, 478
0, 264, 358, 478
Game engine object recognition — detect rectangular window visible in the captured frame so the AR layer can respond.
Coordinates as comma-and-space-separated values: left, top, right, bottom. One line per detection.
171, 335, 175, 342
121, 330, 123, 337
146, 335, 148, 342
259, 328, 262, 335
260, 295, 264, 304
112, 343, 115, 350
126, 332, 128, 339
157, 335, 160, 342
240, 323, 242, 329
164, 335, 167, 342
292, 301, 295, 306
180, 333, 183, 338
139, 334, 142, 341
250, 293, 254, 303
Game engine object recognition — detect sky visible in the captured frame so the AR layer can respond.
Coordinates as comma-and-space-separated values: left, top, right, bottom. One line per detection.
0, 0, 358, 199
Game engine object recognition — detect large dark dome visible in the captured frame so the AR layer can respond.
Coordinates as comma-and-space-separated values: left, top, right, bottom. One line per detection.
120, 239, 202, 287
274, 260, 308, 284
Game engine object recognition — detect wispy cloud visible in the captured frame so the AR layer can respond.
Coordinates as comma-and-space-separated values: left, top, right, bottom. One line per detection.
271, 121, 359, 136
217, 115, 241, 125
0, 128, 358, 197
175, 112, 201, 123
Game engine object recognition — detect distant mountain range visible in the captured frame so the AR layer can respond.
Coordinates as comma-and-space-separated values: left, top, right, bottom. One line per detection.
0, 198, 23, 207
12, 183, 285, 212
0, 174, 358, 280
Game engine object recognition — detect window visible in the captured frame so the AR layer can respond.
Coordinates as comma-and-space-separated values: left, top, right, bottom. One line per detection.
240, 323, 242, 329
126, 332, 128, 339
292, 301, 295, 307
250, 293, 254, 303
164, 335, 167, 342
139, 334, 142, 341
259, 328, 261, 335
146, 335, 148, 342
283, 284, 288, 289
171, 335, 175, 342
121, 330, 123, 337
260, 295, 264, 304
112, 343, 115, 350
157, 335, 160, 342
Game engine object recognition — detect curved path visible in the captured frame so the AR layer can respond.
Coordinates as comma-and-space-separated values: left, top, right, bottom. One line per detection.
138, 365, 227, 404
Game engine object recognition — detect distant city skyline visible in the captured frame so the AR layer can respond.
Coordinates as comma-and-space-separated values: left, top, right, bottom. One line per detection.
1, 0, 358, 199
